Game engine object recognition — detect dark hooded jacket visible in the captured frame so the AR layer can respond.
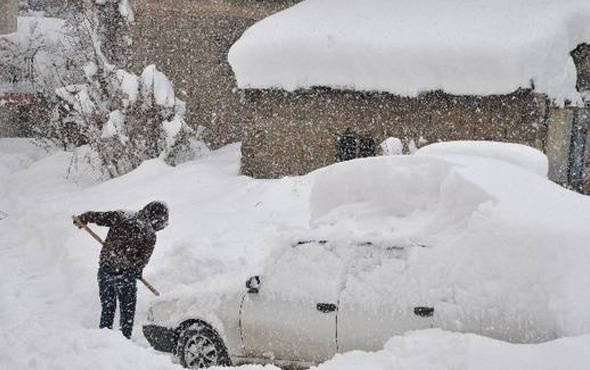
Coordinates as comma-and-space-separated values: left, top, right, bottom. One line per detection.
80, 202, 169, 278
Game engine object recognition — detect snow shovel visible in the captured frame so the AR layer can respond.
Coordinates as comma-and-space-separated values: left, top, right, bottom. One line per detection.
72, 215, 161, 296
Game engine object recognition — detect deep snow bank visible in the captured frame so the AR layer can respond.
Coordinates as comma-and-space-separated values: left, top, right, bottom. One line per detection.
229, 0, 590, 104
4, 329, 183, 370
310, 330, 590, 370
0, 139, 311, 370
3, 138, 590, 369
210, 330, 590, 370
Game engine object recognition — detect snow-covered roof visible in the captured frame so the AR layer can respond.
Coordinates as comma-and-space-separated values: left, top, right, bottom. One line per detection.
228, 0, 590, 104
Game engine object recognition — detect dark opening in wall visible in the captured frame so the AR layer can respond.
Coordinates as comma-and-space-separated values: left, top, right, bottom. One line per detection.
359, 136, 376, 157
337, 129, 376, 161
337, 128, 357, 162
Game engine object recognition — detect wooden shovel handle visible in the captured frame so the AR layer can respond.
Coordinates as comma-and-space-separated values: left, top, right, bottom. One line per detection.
139, 278, 160, 296
73, 215, 105, 244
72, 215, 161, 296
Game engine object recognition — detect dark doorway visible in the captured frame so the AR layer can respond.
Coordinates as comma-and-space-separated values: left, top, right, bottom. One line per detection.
359, 136, 376, 157
337, 128, 357, 162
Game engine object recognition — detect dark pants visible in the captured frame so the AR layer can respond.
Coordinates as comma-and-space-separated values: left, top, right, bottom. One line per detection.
97, 267, 137, 339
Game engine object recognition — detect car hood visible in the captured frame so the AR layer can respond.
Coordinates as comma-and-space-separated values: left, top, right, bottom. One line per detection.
147, 286, 243, 329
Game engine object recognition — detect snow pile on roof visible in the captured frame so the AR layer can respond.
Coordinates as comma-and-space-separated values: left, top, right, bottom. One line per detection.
229, 0, 590, 104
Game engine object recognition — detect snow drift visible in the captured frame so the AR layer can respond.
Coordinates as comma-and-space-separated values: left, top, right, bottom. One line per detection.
0, 140, 310, 369
3, 138, 590, 369
308, 330, 590, 370
229, 0, 590, 104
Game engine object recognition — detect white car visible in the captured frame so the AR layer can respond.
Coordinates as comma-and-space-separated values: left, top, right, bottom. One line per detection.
143, 239, 556, 369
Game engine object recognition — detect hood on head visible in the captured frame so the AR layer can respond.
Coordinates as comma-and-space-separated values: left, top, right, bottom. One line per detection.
139, 201, 169, 231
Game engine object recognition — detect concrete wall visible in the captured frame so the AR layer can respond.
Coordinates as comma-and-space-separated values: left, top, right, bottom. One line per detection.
0, 0, 18, 35
0, 105, 21, 137
240, 89, 549, 178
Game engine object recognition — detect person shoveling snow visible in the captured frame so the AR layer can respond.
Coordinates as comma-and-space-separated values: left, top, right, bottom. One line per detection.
73, 201, 169, 339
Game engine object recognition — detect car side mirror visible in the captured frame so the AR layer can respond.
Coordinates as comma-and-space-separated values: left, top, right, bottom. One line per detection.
246, 276, 261, 294
414, 306, 434, 317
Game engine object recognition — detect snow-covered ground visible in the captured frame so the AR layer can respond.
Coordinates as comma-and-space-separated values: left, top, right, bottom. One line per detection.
0, 139, 309, 369
1, 138, 590, 369
229, 0, 590, 104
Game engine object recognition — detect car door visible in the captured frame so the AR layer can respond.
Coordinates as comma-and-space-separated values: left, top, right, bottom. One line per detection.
337, 244, 435, 353
240, 241, 347, 364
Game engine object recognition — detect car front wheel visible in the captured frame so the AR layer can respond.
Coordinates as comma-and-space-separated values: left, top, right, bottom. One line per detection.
177, 324, 230, 369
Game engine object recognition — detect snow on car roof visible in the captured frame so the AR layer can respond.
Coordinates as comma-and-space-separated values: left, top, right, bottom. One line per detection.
304, 143, 590, 338
228, 0, 590, 104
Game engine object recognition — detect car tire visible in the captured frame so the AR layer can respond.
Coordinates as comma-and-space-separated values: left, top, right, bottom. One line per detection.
177, 323, 231, 369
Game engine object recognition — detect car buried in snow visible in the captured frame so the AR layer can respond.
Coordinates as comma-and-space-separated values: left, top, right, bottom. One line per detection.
142, 237, 557, 369
143, 239, 441, 369
144, 142, 590, 368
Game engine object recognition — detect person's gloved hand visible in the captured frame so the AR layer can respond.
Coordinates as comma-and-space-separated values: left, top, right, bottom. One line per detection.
73, 212, 91, 228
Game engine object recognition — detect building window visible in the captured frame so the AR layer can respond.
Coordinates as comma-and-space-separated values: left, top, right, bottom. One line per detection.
359, 136, 376, 157
337, 129, 376, 161
337, 128, 357, 162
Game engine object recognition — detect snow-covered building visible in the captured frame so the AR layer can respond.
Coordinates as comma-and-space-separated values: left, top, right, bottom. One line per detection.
0, 0, 18, 35
226, 0, 590, 191
132, 0, 590, 192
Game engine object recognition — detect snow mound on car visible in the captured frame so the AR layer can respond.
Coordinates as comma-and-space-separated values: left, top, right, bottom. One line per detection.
308, 147, 590, 338
309, 155, 495, 242
415, 141, 548, 177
